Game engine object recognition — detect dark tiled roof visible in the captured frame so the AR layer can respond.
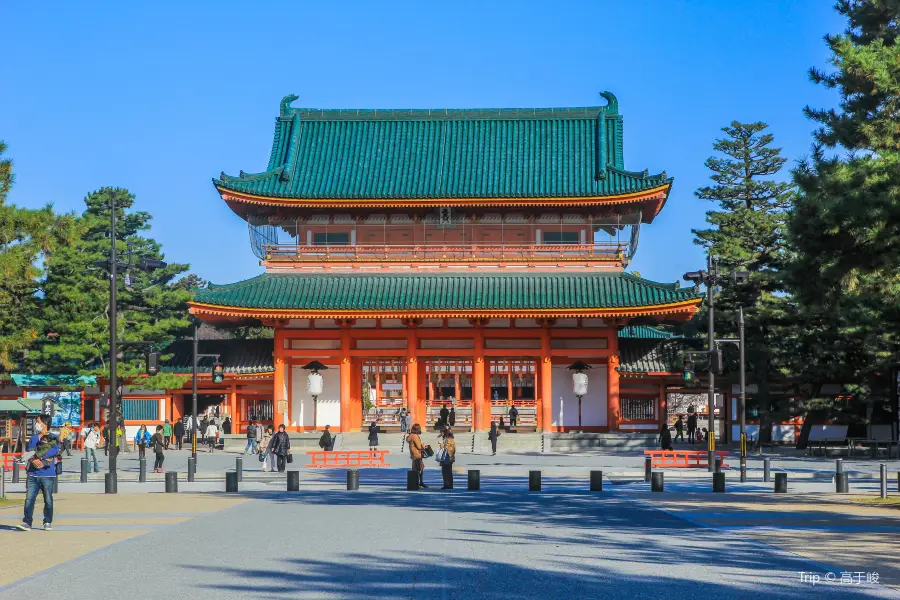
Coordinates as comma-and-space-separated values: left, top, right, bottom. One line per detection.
618, 325, 681, 339
192, 272, 700, 312
618, 339, 683, 374
163, 339, 273, 375
214, 93, 671, 207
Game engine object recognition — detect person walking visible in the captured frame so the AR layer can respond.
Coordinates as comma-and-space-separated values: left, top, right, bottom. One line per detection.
448, 407, 456, 427
368, 420, 379, 451
406, 423, 426, 489
319, 425, 335, 452
102, 423, 110, 456
59, 422, 74, 456
261, 426, 275, 472
508, 405, 519, 428
134, 425, 151, 459
674, 416, 685, 443
686, 412, 697, 445
439, 404, 450, 426
16, 416, 59, 531
244, 420, 257, 454
399, 409, 408, 434
223, 417, 232, 435
659, 424, 673, 451
162, 419, 172, 450
83, 423, 101, 473
173, 418, 184, 450
267, 424, 291, 473
488, 421, 500, 455
204, 420, 218, 453
150, 425, 166, 472
440, 430, 456, 490
116, 424, 127, 454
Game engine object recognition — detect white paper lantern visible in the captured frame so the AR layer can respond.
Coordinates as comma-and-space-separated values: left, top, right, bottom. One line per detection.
307, 372, 324, 396
572, 372, 589, 397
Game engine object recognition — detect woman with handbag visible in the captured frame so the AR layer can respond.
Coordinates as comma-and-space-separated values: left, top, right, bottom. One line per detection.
268, 424, 291, 473
367, 420, 379, 451
261, 426, 276, 472
440, 430, 456, 490
488, 421, 500, 456
406, 423, 427, 489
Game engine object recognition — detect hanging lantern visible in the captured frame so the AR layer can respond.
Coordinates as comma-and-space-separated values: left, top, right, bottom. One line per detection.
302, 360, 328, 398
567, 360, 593, 398
307, 371, 323, 396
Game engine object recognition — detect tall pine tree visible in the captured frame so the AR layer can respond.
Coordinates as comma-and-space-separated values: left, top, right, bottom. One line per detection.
31, 188, 192, 388
788, 0, 900, 417
692, 122, 796, 441
0, 141, 74, 372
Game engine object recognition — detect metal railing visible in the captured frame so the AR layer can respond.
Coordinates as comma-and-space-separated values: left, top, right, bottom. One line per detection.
262, 242, 627, 263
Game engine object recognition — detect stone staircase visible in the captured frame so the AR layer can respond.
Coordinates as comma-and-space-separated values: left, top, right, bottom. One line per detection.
545, 432, 658, 452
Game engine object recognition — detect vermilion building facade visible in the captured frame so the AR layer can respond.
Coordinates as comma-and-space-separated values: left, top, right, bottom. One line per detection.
188, 93, 702, 434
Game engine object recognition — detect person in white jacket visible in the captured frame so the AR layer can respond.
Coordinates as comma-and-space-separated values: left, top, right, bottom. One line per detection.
204, 421, 218, 453
82, 423, 101, 473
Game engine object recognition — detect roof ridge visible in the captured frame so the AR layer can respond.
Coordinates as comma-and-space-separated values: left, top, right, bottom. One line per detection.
282, 106, 615, 122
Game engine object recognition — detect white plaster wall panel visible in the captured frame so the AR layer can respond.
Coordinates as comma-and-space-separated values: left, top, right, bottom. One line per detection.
550, 364, 607, 427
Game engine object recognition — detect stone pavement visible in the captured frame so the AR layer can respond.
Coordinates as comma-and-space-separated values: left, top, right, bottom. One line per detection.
0, 493, 245, 587
1, 472, 899, 598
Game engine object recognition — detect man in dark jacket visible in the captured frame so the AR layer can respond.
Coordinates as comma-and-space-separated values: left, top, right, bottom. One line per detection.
439, 405, 450, 426
268, 424, 291, 472
508, 405, 519, 428
319, 425, 334, 451
174, 419, 185, 450
686, 413, 697, 445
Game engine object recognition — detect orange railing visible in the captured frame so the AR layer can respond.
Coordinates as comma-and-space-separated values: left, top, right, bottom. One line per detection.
644, 450, 730, 469
264, 243, 626, 263
306, 450, 391, 468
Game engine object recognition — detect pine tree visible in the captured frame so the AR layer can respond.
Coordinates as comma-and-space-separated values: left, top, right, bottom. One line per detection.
0, 141, 73, 371
788, 0, 900, 416
31, 187, 192, 388
692, 122, 796, 441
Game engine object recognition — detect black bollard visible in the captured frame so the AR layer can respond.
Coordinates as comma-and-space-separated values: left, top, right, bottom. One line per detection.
165, 471, 178, 493
713, 472, 725, 493
739, 457, 747, 483
347, 469, 359, 491
774, 472, 787, 493
644, 456, 652, 482
236, 456, 243, 482
139, 457, 147, 483
651, 471, 664, 492
406, 470, 419, 491
763, 457, 771, 483
835, 472, 849, 493
836, 458, 843, 476
225, 471, 239, 493
80, 457, 88, 483
714, 455, 722, 474
287, 470, 300, 492
12, 465, 20, 484
897, 472, 900, 493
881, 463, 888, 499
590, 470, 603, 492
468, 469, 480, 491
529, 470, 541, 492
104, 472, 117, 494
187, 457, 196, 482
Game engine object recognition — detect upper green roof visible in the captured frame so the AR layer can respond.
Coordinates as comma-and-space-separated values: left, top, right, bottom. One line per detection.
191, 272, 699, 314
10, 374, 97, 388
214, 93, 671, 204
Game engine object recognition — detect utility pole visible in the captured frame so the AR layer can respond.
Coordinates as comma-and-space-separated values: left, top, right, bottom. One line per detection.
192, 319, 199, 460
108, 194, 119, 475
738, 306, 747, 481
706, 253, 716, 472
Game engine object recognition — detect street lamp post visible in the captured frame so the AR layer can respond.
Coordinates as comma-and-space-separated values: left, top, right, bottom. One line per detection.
188, 316, 223, 461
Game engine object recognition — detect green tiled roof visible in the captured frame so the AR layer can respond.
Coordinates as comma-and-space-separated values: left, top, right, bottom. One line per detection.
618, 339, 684, 374
10, 374, 97, 387
618, 326, 681, 339
162, 340, 274, 375
214, 92, 671, 203
191, 272, 700, 313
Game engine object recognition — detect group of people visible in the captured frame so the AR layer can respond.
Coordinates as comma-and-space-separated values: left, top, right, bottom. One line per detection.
243, 419, 292, 472
659, 414, 709, 450
405, 422, 457, 490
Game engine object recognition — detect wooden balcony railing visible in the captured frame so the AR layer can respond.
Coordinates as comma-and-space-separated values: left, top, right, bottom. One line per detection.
262, 243, 627, 263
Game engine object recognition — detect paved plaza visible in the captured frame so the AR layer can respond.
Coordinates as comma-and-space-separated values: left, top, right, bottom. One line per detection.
1, 450, 899, 599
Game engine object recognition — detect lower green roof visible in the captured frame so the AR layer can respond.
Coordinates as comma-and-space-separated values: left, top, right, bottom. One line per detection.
192, 272, 699, 313
10, 374, 97, 387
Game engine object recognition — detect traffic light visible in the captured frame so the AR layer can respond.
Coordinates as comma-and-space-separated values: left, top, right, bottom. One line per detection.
682, 358, 695, 383
146, 351, 160, 376
212, 361, 225, 384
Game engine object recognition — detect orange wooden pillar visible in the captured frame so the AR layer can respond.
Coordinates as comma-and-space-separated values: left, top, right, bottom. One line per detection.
473, 325, 486, 431
607, 355, 620, 432
340, 323, 352, 432
406, 323, 422, 427
273, 330, 287, 429
540, 324, 553, 433
658, 382, 666, 430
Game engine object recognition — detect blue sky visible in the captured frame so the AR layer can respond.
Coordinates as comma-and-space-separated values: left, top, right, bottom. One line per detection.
1, 1, 842, 285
